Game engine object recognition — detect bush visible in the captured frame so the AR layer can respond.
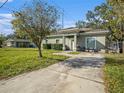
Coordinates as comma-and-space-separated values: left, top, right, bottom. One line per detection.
43, 44, 51, 49
51, 44, 63, 50
43, 44, 63, 50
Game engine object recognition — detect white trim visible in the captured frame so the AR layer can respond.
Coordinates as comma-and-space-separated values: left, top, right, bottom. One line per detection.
85, 37, 96, 49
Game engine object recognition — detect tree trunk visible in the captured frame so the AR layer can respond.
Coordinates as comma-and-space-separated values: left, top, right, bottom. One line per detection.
119, 22, 124, 53
38, 46, 42, 58
105, 37, 109, 53
119, 41, 123, 53
122, 41, 124, 54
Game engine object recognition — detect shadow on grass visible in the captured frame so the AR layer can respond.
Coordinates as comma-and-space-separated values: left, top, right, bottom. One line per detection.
105, 57, 124, 66
43, 56, 67, 62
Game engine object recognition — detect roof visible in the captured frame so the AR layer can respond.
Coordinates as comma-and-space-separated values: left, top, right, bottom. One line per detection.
51, 27, 108, 35
6, 39, 30, 42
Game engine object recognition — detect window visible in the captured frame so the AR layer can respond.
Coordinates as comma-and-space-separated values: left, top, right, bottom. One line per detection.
86, 37, 96, 49
56, 40, 59, 44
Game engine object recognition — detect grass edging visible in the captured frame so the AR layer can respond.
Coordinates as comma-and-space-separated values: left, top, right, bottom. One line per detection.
104, 54, 124, 93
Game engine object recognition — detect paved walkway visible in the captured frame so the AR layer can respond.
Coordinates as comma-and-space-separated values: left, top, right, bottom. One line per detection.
0, 52, 105, 93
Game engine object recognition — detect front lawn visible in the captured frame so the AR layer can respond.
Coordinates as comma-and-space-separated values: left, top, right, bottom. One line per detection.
0, 48, 68, 79
104, 54, 124, 93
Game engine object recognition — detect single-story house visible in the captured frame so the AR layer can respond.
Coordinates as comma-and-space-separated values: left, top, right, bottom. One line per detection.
42, 27, 109, 52
5, 39, 36, 48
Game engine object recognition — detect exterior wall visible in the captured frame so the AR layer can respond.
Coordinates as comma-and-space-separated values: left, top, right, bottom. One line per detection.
6, 42, 12, 47
5, 39, 35, 48
77, 36, 85, 49
6, 41, 16, 47
77, 35, 106, 51
15, 42, 30, 48
65, 37, 74, 50
42, 37, 63, 44
42, 36, 75, 50
42, 33, 106, 51
123, 41, 124, 53
6, 41, 31, 48
95, 36, 105, 50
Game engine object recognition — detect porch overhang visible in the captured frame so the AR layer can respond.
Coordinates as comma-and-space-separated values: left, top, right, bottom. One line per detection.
46, 33, 77, 38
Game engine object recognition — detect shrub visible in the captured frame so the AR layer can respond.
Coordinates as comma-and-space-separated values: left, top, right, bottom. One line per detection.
51, 44, 63, 50
43, 44, 51, 49
43, 44, 63, 50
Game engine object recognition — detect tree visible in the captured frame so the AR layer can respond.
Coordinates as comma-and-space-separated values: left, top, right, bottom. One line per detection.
6, 34, 16, 39
11, 0, 59, 57
0, 34, 5, 48
76, 3, 109, 29
14, 31, 29, 39
75, 20, 87, 28
86, 11, 98, 28
76, 2, 124, 53
107, 0, 124, 53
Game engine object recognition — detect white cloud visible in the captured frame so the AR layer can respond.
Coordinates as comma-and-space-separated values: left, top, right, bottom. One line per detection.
0, 0, 13, 3
0, 14, 12, 19
63, 20, 76, 28
0, 14, 13, 25
0, 27, 13, 35
58, 20, 76, 28
0, 13, 13, 35
0, 14, 13, 26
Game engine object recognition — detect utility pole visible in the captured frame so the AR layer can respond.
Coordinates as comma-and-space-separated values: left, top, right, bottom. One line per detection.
50, 0, 64, 29
62, 10, 64, 28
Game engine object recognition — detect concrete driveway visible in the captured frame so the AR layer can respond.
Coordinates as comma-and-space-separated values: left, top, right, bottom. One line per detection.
0, 52, 105, 93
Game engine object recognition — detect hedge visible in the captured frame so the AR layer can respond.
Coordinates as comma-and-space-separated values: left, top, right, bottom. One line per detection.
43, 44, 51, 49
43, 44, 63, 50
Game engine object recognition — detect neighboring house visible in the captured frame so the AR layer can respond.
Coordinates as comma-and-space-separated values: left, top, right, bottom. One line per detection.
5, 39, 36, 48
42, 27, 108, 52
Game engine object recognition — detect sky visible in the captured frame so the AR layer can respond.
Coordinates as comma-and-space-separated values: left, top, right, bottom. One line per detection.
0, 0, 106, 35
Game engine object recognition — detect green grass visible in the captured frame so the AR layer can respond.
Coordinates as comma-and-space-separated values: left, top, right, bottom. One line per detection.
0, 48, 68, 79
104, 54, 124, 93
68, 51, 80, 55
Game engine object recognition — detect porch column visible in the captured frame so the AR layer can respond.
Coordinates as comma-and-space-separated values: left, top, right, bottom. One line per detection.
14, 42, 16, 47
63, 36, 65, 50
74, 34, 77, 51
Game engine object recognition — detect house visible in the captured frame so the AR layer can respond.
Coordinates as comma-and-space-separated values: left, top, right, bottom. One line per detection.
5, 39, 36, 48
42, 27, 109, 52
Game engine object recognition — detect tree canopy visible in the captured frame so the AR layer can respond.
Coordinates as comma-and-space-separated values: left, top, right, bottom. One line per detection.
11, 0, 59, 57
0, 34, 6, 48
76, 1, 124, 53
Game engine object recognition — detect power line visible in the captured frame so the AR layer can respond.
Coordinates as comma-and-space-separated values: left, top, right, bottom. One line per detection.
0, 0, 8, 8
